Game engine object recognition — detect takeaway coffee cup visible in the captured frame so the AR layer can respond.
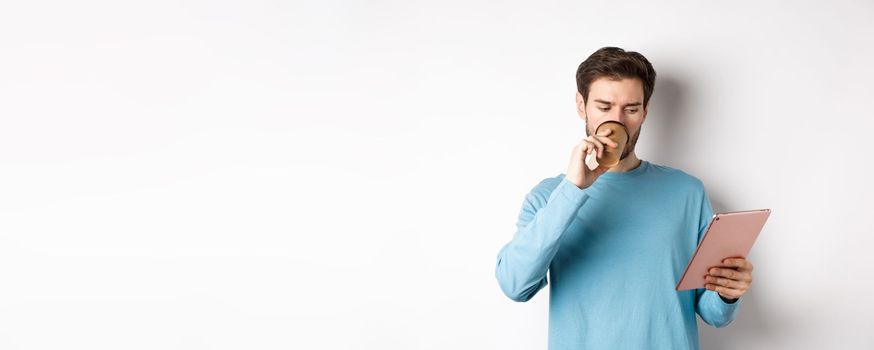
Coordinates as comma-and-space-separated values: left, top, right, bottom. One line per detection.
594, 121, 629, 168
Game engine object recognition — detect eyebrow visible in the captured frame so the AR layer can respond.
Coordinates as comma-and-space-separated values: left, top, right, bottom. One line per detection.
593, 99, 643, 108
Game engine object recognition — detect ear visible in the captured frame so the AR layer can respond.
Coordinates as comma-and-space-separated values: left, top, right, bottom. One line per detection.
575, 91, 587, 119
641, 104, 649, 124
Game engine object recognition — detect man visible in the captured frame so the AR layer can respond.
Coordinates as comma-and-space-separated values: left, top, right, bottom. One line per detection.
494, 47, 754, 349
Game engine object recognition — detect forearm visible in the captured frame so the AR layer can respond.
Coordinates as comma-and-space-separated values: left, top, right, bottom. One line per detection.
495, 177, 590, 302
695, 288, 742, 328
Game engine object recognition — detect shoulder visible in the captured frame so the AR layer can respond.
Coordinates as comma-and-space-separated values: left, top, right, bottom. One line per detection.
646, 161, 707, 193
520, 174, 566, 210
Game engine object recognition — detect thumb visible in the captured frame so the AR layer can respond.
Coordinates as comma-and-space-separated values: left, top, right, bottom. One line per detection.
593, 165, 611, 176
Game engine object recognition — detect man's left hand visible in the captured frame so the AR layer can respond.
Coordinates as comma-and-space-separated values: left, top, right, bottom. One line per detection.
705, 257, 753, 301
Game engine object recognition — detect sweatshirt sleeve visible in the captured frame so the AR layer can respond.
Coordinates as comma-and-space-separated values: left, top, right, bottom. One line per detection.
694, 186, 743, 328
495, 176, 591, 302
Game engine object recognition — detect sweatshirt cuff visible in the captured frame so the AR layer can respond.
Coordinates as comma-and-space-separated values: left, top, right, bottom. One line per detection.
707, 289, 742, 311
720, 295, 740, 304
552, 176, 590, 205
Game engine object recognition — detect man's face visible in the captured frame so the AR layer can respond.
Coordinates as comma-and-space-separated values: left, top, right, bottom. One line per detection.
575, 77, 648, 160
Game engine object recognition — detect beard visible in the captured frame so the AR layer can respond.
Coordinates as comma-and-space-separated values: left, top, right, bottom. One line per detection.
586, 122, 641, 161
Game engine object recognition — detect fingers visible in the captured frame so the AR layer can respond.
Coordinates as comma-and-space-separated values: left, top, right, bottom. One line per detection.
579, 138, 599, 158
705, 284, 745, 299
590, 134, 619, 149
705, 259, 753, 300
595, 126, 618, 146
584, 137, 604, 158
723, 258, 753, 271
707, 267, 751, 282
575, 140, 594, 160
584, 136, 618, 158
580, 142, 601, 168
704, 275, 745, 289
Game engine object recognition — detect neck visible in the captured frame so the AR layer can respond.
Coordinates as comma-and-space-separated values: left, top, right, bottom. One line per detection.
607, 153, 642, 173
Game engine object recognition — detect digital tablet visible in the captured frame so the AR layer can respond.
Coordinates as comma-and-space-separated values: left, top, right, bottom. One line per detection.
675, 209, 771, 291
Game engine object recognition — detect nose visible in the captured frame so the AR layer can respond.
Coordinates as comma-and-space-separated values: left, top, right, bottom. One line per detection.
600, 108, 626, 127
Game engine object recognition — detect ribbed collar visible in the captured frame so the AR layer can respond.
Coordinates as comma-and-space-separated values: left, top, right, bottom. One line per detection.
596, 159, 650, 181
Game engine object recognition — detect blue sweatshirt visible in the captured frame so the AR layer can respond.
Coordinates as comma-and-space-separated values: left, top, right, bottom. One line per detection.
495, 160, 741, 349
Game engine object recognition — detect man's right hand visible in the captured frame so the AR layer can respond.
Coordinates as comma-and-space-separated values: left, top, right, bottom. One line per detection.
565, 128, 619, 189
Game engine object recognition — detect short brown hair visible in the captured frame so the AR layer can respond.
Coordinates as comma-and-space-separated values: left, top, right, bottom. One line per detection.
575, 47, 657, 107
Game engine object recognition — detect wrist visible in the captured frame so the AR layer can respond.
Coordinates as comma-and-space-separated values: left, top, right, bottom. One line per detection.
719, 294, 739, 304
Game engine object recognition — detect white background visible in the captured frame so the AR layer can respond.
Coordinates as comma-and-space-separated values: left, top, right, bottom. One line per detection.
1, 0, 873, 349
